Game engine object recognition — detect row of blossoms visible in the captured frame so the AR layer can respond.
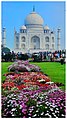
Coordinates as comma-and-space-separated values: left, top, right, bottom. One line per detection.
2, 87, 66, 118
2, 60, 66, 118
8, 60, 40, 72
2, 72, 51, 91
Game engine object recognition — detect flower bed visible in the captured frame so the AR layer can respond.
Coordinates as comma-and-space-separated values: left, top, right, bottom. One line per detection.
1, 60, 66, 118
8, 60, 40, 72
2, 72, 51, 91
2, 87, 66, 118
2, 71, 66, 118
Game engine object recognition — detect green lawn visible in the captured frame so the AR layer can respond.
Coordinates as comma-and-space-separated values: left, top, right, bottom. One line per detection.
1, 62, 66, 90
31, 62, 66, 90
1, 62, 13, 81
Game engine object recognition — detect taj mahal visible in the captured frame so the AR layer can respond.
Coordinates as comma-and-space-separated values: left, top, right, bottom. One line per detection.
14, 7, 60, 53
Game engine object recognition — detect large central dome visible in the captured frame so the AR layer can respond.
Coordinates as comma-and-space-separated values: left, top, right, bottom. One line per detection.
25, 11, 44, 26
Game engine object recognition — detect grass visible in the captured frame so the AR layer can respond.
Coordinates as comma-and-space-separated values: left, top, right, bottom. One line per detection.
1, 61, 66, 90
1, 62, 13, 81
31, 62, 66, 90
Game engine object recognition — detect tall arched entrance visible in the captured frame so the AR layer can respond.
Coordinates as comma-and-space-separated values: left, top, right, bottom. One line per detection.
31, 36, 40, 49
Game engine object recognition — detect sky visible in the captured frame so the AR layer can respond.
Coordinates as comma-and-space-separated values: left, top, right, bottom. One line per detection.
1, 1, 66, 50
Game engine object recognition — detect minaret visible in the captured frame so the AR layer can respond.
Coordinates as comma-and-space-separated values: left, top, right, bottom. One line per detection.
57, 28, 61, 51
33, 6, 35, 12
14, 27, 16, 50
2, 27, 6, 47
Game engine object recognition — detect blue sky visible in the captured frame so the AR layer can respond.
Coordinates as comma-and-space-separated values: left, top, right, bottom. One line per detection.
1, 1, 65, 50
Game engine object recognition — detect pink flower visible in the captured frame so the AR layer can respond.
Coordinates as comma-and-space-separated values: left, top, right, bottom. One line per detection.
22, 108, 27, 114
58, 104, 60, 107
60, 106, 62, 109
23, 116, 26, 118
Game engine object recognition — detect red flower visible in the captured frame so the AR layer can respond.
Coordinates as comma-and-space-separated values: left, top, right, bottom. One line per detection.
17, 84, 26, 90
2, 82, 15, 90
24, 79, 30, 82
40, 83, 49, 87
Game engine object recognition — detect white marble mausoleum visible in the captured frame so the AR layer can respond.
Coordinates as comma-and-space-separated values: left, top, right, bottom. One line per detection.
14, 8, 56, 53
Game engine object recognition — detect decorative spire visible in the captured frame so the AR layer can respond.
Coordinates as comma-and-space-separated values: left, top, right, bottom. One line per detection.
57, 28, 61, 50
33, 5, 35, 12
14, 27, 16, 34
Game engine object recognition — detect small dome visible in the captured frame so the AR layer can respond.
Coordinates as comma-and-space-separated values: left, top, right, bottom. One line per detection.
25, 11, 44, 26
21, 25, 26, 29
44, 25, 50, 30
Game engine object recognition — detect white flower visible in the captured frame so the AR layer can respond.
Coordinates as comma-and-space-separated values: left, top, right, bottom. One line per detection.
45, 113, 50, 116
45, 106, 48, 109
36, 110, 39, 112
40, 104, 42, 106
12, 114, 15, 116
55, 111, 59, 113
48, 115, 52, 118
52, 105, 57, 108
55, 110, 58, 113
38, 79, 45, 82
41, 112, 44, 115
56, 108, 59, 110
12, 98, 16, 99
11, 94, 14, 96
47, 111, 49, 112
7, 101, 10, 104
54, 114, 57, 117
33, 114, 37, 117
20, 105, 22, 109
48, 102, 51, 105
40, 96, 43, 99
11, 108, 16, 111
52, 112, 55, 115
46, 82, 54, 84
7, 96, 12, 98
36, 104, 39, 107
46, 104, 49, 106
61, 114, 64, 116
45, 102, 49, 104
50, 108, 53, 111
11, 112, 13, 114
37, 101, 42, 104
7, 105, 10, 107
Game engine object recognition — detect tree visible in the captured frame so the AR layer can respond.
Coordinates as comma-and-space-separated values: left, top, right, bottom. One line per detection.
2, 47, 10, 54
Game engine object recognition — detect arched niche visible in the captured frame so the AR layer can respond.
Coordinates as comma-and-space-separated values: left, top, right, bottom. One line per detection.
31, 36, 40, 49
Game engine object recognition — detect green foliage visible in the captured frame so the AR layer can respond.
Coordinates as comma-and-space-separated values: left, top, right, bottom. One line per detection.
27, 98, 36, 107
2, 47, 10, 53
1, 62, 13, 82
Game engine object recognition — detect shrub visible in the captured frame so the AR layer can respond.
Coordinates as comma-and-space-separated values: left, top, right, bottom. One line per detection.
8, 60, 40, 72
